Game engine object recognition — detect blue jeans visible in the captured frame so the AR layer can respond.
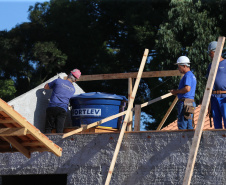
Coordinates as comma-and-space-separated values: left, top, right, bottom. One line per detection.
177, 101, 196, 130
211, 96, 226, 129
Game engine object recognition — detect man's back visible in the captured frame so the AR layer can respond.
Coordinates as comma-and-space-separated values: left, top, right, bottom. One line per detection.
48, 78, 75, 110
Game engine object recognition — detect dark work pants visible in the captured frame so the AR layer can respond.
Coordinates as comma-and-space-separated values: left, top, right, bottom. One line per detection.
45, 107, 67, 133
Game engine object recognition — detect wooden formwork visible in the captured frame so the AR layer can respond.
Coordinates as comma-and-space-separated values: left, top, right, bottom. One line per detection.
0, 98, 62, 158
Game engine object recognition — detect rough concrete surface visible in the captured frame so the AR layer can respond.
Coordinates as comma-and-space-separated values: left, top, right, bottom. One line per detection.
0, 130, 225, 185
7, 73, 84, 132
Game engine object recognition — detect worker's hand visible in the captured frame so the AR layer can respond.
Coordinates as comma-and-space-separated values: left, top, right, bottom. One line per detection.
44, 83, 50, 89
169, 89, 177, 96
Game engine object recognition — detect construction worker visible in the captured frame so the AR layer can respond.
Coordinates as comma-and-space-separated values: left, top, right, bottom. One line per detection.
207, 41, 226, 129
170, 56, 197, 130
44, 69, 81, 133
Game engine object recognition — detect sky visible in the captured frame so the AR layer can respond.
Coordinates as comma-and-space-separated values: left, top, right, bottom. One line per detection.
0, 0, 50, 31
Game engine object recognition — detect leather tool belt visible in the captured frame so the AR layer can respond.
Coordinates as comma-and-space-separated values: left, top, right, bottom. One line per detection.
179, 98, 195, 125
212, 90, 226, 94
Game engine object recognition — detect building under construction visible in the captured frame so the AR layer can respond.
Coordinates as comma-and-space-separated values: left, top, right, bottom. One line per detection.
0, 40, 225, 185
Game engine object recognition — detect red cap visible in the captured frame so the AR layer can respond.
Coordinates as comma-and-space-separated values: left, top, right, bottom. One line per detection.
71, 69, 81, 79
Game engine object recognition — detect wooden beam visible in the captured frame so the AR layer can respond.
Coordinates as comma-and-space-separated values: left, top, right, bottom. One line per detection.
183, 36, 225, 185
63, 92, 172, 138
105, 49, 149, 185
156, 96, 178, 130
0, 118, 16, 124
141, 92, 172, 108
2, 136, 30, 158
0, 98, 62, 157
63, 108, 127, 138
134, 104, 141, 131
0, 128, 27, 136
77, 70, 181, 81
127, 78, 133, 131
0, 140, 43, 147
22, 141, 44, 147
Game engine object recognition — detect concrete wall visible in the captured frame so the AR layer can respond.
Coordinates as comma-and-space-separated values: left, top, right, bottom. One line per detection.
0, 130, 225, 185
8, 73, 84, 132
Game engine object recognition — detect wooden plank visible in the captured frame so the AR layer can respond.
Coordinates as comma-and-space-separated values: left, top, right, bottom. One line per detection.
105, 49, 149, 185
22, 141, 44, 147
134, 104, 141, 131
77, 70, 181, 81
63, 92, 172, 138
0, 118, 16, 124
2, 136, 30, 158
0, 128, 27, 136
156, 96, 178, 130
0, 98, 62, 157
127, 78, 133, 131
141, 93, 172, 108
183, 36, 225, 185
63, 109, 127, 138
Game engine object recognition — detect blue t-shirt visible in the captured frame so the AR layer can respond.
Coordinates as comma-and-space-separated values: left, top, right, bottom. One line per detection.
206, 59, 226, 98
177, 71, 197, 100
48, 78, 75, 111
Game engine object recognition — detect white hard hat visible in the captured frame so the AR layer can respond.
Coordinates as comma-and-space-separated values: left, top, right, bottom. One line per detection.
174, 56, 190, 66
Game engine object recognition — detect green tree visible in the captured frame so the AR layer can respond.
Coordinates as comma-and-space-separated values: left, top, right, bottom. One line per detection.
32, 41, 68, 83
0, 80, 16, 101
144, 0, 220, 130
27, 0, 170, 96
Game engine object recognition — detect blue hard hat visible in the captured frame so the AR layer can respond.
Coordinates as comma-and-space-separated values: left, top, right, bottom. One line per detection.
208, 41, 217, 52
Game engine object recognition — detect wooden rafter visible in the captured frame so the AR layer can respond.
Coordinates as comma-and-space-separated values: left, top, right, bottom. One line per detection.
0, 118, 16, 124
0, 128, 28, 136
0, 98, 62, 157
127, 77, 133, 131
77, 70, 181, 81
2, 136, 30, 158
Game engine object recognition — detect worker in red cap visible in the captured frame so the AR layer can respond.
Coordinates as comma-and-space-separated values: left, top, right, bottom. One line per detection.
44, 69, 81, 133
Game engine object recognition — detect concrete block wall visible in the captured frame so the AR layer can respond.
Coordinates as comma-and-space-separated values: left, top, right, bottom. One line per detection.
7, 73, 84, 132
0, 130, 225, 185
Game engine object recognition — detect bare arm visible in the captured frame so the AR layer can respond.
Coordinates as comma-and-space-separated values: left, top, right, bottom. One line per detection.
170, 85, 191, 96
44, 83, 50, 89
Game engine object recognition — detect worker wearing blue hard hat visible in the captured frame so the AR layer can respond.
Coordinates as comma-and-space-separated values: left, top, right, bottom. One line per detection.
207, 41, 226, 129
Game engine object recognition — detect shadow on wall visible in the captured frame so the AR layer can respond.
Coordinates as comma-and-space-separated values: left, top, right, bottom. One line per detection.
34, 88, 52, 132
34, 88, 73, 133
